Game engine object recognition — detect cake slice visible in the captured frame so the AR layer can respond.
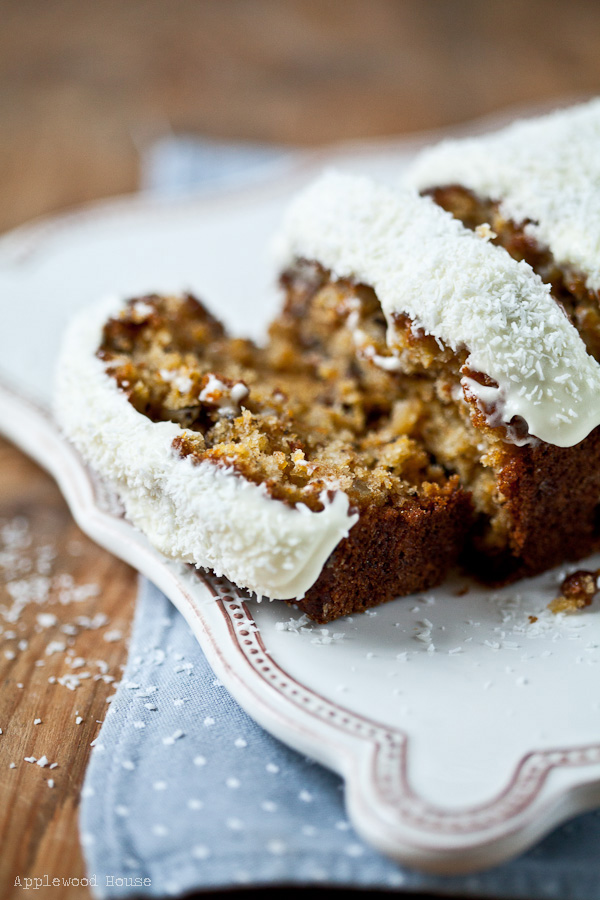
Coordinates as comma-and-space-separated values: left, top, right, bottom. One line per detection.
274, 170, 600, 583
55, 292, 471, 623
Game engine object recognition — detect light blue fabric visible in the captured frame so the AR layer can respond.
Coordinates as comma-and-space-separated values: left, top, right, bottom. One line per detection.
80, 138, 600, 898
141, 134, 300, 197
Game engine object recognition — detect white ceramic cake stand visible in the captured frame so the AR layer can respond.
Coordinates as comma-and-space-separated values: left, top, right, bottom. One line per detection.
1, 122, 600, 875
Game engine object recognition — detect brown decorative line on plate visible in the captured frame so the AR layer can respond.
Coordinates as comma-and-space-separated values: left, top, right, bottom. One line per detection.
206, 571, 600, 836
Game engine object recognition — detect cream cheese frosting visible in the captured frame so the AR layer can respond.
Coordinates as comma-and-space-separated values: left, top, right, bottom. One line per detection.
54, 296, 358, 600
406, 98, 600, 292
276, 171, 600, 448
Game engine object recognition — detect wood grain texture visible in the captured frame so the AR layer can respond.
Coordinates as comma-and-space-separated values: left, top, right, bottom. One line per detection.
2, 0, 600, 233
0, 436, 137, 898
1, 1, 600, 897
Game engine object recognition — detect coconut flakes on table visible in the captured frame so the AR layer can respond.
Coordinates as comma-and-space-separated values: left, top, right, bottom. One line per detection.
0, 518, 32, 580
103, 629, 123, 643
2, 577, 51, 623
67, 656, 86, 668
77, 613, 109, 629
56, 673, 84, 691
55, 574, 100, 605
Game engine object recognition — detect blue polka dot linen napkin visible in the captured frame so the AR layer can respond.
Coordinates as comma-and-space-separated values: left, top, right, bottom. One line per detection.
80, 139, 600, 899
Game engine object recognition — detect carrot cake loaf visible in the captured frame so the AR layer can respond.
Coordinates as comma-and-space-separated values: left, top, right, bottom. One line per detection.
55, 145, 600, 620
274, 169, 600, 583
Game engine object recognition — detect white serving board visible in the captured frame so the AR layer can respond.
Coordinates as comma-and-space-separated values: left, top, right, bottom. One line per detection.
1, 121, 600, 875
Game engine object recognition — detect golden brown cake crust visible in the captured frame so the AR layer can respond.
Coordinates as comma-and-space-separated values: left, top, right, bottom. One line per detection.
297, 479, 472, 623
472, 427, 600, 582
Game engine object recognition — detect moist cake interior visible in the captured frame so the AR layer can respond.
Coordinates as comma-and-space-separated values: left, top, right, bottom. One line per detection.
271, 263, 515, 562
98, 293, 460, 521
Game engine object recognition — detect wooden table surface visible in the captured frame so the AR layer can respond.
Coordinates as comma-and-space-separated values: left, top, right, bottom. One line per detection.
1, 2, 600, 897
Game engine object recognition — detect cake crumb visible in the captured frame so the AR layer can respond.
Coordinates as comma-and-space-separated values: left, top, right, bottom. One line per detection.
550, 569, 598, 613
475, 222, 497, 241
